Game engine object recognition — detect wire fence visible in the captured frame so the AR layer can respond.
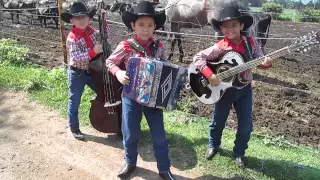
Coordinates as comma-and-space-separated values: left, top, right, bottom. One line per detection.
1, 2, 320, 19
0, 29, 60, 45
1, 8, 319, 60
0, 2, 319, 76
1, 5, 319, 38
1, 10, 319, 88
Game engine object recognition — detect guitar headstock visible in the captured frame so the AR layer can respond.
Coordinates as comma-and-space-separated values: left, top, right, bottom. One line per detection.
293, 31, 320, 53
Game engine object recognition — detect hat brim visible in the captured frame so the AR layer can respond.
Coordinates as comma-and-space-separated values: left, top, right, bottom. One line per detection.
61, 9, 97, 23
121, 11, 166, 31
212, 14, 253, 32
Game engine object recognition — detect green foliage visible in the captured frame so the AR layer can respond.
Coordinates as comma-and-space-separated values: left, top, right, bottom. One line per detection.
0, 39, 28, 66
262, 2, 283, 19
0, 39, 68, 92
300, 9, 320, 22
262, 135, 292, 148
279, 13, 301, 22
176, 94, 196, 114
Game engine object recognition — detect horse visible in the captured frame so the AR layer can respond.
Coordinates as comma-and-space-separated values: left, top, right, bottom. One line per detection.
109, 0, 136, 15
36, 0, 59, 28
3, 0, 37, 24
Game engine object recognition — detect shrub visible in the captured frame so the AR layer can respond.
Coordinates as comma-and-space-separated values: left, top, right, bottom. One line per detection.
279, 13, 302, 22
262, 2, 283, 19
0, 39, 28, 66
300, 9, 320, 22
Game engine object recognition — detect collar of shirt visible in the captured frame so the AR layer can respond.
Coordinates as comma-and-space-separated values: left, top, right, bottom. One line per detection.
219, 35, 247, 55
71, 26, 96, 49
134, 35, 155, 55
222, 36, 244, 48
72, 26, 95, 37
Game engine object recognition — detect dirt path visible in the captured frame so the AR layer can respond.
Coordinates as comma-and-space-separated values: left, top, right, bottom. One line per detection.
0, 88, 197, 180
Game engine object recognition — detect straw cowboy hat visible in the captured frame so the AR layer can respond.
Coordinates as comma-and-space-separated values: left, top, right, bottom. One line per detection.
121, 1, 166, 31
61, 1, 96, 23
211, 5, 253, 31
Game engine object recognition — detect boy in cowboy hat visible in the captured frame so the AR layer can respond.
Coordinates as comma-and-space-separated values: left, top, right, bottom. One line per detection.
106, 1, 176, 179
61, 1, 102, 140
193, 5, 273, 167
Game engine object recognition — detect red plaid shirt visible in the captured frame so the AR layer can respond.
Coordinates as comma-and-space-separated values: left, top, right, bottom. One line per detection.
193, 36, 269, 81
66, 26, 100, 70
106, 36, 166, 76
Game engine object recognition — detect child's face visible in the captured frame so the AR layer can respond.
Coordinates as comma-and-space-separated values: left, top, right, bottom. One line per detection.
131, 16, 156, 41
220, 20, 244, 40
70, 16, 90, 30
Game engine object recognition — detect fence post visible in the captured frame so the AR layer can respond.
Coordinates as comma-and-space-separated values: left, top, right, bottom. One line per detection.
57, 0, 68, 67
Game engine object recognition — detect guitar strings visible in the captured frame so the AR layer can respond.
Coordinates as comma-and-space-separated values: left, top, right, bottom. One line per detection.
216, 36, 316, 80
100, 9, 116, 113
99, 11, 112, 113
216, 45, 288, 79
221, 48, 291, 79
216, 48, 290, 80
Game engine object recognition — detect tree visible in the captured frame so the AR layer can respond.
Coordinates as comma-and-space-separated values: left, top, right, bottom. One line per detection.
249, 0, 263, 7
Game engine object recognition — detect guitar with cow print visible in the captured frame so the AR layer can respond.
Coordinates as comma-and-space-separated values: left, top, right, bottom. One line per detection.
188, 31, 320, 105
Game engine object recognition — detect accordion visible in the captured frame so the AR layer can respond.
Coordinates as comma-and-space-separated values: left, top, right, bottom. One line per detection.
123, 57, 187, 110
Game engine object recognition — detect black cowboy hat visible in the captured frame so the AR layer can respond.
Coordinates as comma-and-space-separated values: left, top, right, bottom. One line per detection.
121, 1, 166, 31
61, 1, 96, 23
211, 5, 253, 31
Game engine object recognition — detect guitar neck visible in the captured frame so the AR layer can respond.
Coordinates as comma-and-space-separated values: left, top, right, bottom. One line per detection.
216, 46, 293, 80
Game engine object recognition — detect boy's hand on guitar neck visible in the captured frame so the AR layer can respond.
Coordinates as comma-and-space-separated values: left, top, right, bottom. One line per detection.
208, 74, 221, 86
262, 57, 273, 67
116, 70, 130, 85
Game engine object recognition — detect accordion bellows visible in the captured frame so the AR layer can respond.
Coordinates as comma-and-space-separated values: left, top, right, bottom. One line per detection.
123, 57, 187, 110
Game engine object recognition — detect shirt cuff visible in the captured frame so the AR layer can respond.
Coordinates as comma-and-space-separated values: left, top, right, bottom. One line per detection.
88, 49, 96, 59
110, 66, 121, 76
201, 66, 214, 78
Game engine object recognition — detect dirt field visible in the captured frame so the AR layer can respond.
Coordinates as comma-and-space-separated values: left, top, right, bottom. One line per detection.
0, 12, 319, 148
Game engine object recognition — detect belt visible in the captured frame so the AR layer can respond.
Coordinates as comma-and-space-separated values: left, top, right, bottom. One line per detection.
69, 66, 90, 73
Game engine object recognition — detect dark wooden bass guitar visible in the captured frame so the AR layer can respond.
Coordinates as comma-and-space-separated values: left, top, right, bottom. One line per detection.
88, 2, 123, 134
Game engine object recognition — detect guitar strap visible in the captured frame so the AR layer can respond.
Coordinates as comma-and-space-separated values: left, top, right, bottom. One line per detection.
243, 36, 253, 62
126, 39, 160, 58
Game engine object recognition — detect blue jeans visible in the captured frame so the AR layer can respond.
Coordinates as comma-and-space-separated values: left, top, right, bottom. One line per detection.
208, 84, 253, 157
67, 68, 96, 130
122, 96, 171, 173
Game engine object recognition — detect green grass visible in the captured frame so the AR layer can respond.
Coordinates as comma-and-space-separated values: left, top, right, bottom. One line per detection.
1, 39, 320, 179
251, 7, 303, 22
279, 13, 302, 22
251, 7, 297, 14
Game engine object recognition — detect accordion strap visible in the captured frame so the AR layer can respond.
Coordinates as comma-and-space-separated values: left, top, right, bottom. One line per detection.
243, 36, 253, 62
127, 39, 160, 58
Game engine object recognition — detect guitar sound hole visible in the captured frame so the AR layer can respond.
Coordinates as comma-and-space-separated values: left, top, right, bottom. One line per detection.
217, 65, 233, 83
